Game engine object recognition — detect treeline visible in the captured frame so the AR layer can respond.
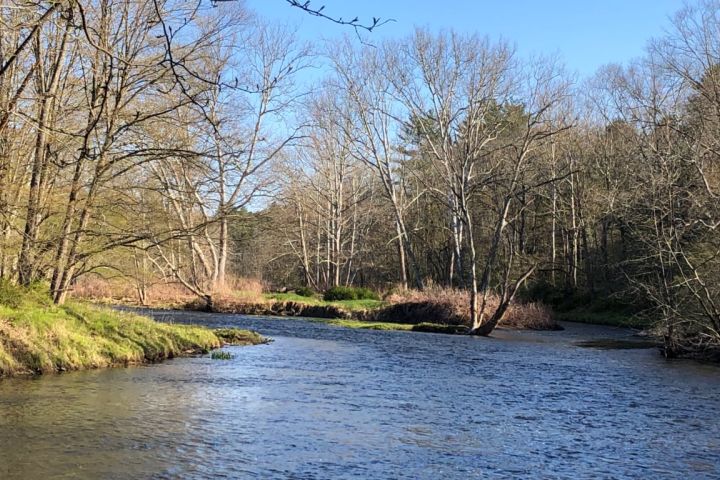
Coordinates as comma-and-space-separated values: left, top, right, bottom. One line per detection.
1, 1, 719, 349
255, 3, 720, 349
0, 0, 310, 305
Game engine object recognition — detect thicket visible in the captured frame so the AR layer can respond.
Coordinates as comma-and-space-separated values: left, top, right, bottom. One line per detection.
323, 286, 380, 302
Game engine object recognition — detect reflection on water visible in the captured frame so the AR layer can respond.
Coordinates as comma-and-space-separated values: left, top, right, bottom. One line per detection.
1, 311, 719, 479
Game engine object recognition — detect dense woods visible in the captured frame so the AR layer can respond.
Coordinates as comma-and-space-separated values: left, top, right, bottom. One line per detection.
1, 0, 719, 354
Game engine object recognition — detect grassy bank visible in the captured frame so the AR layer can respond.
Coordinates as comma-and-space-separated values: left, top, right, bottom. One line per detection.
321, 318, 468, 334
208, 286, 560, 333
0, 282, 264, 377
70, 279, 561, 334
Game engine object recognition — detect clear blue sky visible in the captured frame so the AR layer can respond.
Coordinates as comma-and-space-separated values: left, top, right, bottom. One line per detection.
250, 0, 684, 77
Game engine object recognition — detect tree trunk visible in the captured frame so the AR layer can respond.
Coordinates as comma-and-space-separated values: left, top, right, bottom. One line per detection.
216, 216, 228, 288
18, 95, 50, 285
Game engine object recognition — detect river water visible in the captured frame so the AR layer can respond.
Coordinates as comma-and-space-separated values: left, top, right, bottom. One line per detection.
1, 310, 719, 479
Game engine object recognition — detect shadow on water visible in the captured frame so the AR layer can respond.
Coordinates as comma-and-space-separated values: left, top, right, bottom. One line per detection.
1, 309, 719, 479
575, 339, 660, 350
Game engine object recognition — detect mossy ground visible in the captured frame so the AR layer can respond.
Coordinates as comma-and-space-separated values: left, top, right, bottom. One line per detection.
0, 281, 263, 377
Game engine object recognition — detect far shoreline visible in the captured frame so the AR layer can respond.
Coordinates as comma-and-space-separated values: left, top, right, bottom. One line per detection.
100, 292, 565, 336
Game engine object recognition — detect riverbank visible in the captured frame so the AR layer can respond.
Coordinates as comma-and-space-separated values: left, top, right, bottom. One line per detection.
297, 317, 469, 334
0, 283, 264, 378
72, 283, 563, 334
181, 289, 562, 334
3, 311, 717, 479
120, 298, 465, 334
554, 308, 650, 328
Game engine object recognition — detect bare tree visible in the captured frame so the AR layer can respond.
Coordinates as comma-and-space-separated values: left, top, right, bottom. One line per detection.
328, 40, 424, 289
385, 30, 513, 332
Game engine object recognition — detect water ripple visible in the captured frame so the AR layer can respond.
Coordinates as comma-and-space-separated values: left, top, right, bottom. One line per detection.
0, 311, 719, 479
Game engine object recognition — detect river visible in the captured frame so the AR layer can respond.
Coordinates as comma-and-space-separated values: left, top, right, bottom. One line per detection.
1, 310, 719, 479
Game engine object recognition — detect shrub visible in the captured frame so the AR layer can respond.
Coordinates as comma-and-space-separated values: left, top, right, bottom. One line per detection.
323, 286, 380, 301
354, 287, 380, 300
519, 280, 565, 307
294, 286, 316, 297
0, 279, 28, 309
324, 286, 357, 301
210, 351, 234, 360
382, 286, 559, 330
0, 279, 51, 309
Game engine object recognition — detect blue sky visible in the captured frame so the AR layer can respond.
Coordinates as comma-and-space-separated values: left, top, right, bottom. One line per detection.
250, 0, 684, 77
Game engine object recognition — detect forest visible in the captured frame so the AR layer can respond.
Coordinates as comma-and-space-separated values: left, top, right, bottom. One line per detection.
1, 0, 719, 357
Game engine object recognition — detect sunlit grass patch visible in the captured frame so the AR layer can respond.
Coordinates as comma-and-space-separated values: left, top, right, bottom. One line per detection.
324, 319, 414, 331
0, 281, 264, 377
214, 328, 267, 345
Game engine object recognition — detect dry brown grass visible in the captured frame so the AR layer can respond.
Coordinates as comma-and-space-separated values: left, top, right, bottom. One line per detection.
212, 276, 266, 302
70, 275, 266, 306
146, 282, 198, 304
386, 285, 468, 308
501, 302, 557, 330
71, 277, 138, 302
383, 286, 557, 330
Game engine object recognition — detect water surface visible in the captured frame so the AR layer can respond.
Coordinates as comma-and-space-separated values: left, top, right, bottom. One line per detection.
1, 310, 719, 479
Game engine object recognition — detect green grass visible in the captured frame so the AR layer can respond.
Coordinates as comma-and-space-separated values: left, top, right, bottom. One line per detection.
411, 323, 469, 334
0, 281, 263, 377
257, 292, 464, 333
264, 292, 385, 312
331, 299, 386, 310
265, 292, 324, 304
214, 328, 266, 345
210, 350, 234, 360
323, 319, 414, 330
318, 318, 464, 334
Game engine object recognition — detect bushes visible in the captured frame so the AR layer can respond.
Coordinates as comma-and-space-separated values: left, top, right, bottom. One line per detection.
0, 279, 26, 308
323, 287, 353, 301
520, 279, 642, 315
323, 286, 379, 301
354, 287, 380, 300
294, 286, 316, 297
0, 279, 52, 309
